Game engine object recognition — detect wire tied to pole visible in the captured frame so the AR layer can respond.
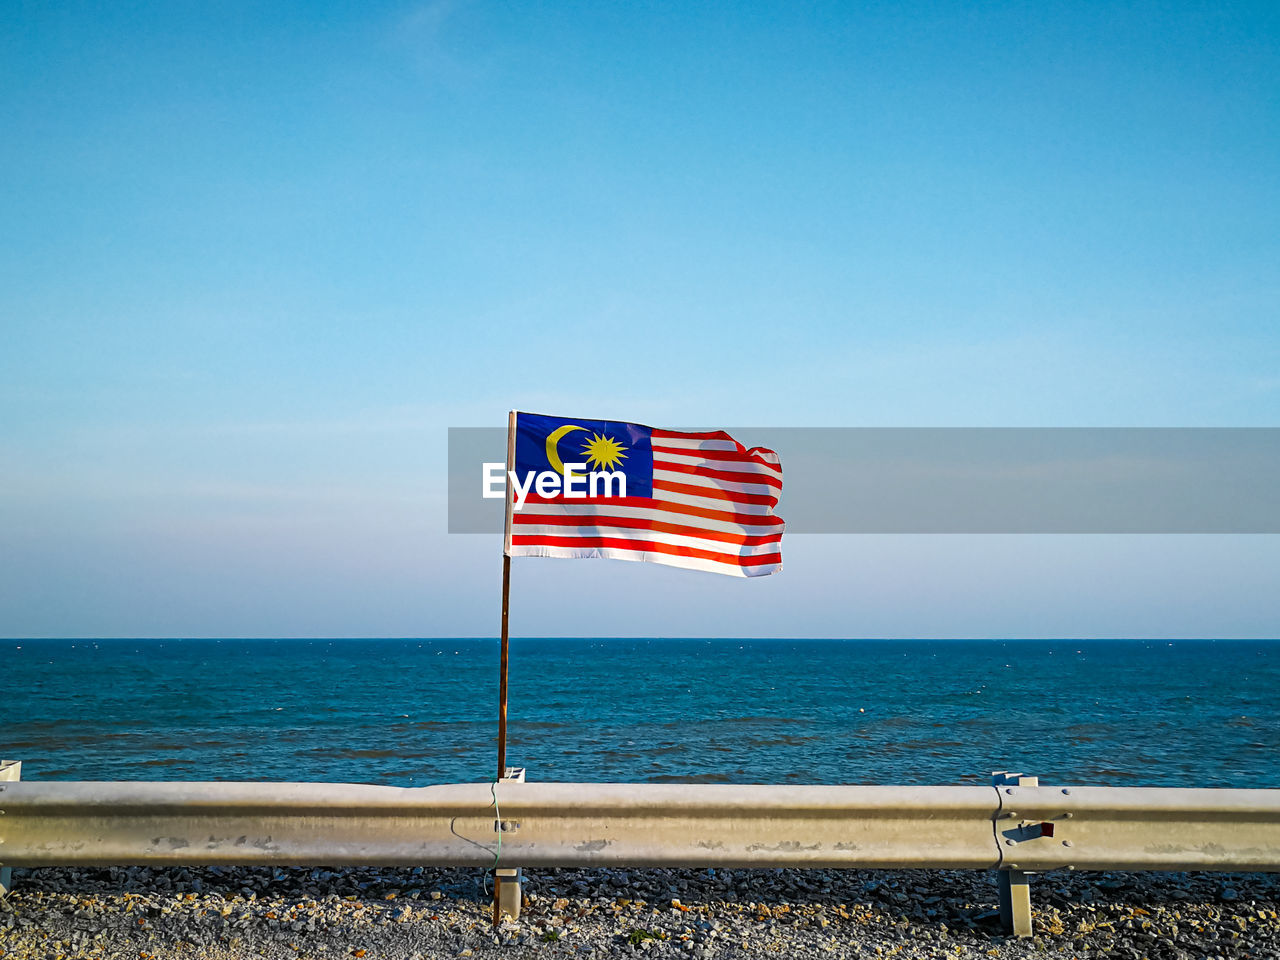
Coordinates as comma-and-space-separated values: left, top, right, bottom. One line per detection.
490, 776, 502, 870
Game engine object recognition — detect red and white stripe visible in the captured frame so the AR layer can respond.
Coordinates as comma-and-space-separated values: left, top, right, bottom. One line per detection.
507, 426, 783, 577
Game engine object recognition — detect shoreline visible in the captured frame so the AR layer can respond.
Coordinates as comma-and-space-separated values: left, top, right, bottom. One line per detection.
2, 865, 1277, 959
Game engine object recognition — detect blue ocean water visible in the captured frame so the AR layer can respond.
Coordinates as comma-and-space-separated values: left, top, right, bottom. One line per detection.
4, 638, 1278, 788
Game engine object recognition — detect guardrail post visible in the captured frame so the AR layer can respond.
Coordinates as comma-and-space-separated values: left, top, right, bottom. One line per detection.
992, 771, 1036, 937
996, 867, 1032, 937
495, 766, 525, 921
0, 760, 21, 897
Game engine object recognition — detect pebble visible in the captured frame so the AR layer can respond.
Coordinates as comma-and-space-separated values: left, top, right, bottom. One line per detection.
0, 865, 1276, 958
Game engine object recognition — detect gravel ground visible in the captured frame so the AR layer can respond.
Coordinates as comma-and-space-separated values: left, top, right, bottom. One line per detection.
1, 865, 1278, 960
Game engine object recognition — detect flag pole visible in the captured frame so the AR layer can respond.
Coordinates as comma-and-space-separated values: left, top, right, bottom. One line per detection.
494, 410, 516, 926
497, 410, 515, 779
496, 552, 511, 779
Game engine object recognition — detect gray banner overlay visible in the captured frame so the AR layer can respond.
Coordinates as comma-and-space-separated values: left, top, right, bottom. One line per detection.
448, 428, 1280, 533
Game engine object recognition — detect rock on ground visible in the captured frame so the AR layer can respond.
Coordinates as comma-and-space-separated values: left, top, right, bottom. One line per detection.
1, 865, 1278, 959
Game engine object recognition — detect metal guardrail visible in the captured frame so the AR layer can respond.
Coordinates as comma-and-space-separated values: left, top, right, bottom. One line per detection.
2, 771, 1279, 935
4, 778, 1280, 872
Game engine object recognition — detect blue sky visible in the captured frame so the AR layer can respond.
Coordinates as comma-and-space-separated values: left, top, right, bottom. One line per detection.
2, 0, 1278, 638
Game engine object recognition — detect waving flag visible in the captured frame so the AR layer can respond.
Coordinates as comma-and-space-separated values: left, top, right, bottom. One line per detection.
504, 411, 783, 577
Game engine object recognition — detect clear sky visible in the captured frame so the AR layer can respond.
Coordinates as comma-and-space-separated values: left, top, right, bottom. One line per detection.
2, 0, 1278, 638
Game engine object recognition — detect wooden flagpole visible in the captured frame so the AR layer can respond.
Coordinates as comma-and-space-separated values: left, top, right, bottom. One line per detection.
496, 553, 511, 780
494, 410, 516, 925
497, 410, 516, 779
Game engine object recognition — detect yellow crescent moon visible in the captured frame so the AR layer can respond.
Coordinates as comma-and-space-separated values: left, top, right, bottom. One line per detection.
545, 424, 587, 475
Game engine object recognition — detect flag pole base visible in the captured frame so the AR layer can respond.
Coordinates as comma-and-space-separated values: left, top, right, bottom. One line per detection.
492, 767, 526, 923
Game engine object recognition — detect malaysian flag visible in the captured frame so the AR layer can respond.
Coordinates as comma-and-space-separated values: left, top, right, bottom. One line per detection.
503, 411, 783, 577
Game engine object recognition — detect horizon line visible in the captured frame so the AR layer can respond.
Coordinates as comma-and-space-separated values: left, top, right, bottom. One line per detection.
6, 636, 1277, 643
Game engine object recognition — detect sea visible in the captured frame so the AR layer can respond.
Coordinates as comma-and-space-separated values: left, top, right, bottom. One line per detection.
5, 638, 1278, 789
